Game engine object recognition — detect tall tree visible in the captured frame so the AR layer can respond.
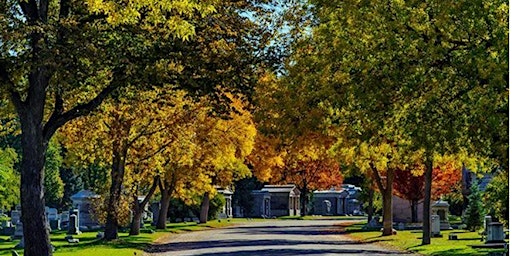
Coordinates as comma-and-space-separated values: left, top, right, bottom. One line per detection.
0, 0, 216, 254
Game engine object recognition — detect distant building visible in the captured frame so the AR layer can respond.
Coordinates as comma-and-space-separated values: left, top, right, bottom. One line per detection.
312, 189, 349, 215
216, 187, 233, 219
342, 184, 363, 215
249, 190, 271, 218
261, 185, 301, 217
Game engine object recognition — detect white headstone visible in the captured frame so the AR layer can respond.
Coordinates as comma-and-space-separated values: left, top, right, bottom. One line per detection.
431, 215, 441, 236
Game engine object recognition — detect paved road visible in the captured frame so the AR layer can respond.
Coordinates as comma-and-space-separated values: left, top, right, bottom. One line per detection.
145, 219, 416, 256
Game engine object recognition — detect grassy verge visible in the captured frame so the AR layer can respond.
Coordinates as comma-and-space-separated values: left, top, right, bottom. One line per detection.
0, 218, 256, 256
343, 222, 507, 255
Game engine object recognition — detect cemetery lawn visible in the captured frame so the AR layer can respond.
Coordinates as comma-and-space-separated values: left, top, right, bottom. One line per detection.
0, 219, 251, 256
343, 222, 508, 255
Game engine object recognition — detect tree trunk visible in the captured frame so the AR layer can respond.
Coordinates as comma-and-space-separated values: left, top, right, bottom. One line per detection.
411, 199, 418, 223
19, 118, 52, 256
381, 168, 394, 236
130, 177, 159, 235
129, 210, 143, 236
422, 152, 434, 245
156, 190, 171, 229
199, 192, 210, 223
104, 144, 128, 241
300, 187, 308, 216
367, 186, 374, 223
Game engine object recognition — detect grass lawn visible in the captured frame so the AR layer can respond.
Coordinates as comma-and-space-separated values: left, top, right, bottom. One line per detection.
343, 222, 508, 256
0, 218, 256, 256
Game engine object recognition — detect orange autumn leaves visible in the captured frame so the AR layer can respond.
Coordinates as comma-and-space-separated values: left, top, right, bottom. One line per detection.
393, 161, 462, 202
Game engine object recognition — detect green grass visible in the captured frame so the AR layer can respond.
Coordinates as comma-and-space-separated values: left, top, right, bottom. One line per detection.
0, 218, 255, 256
343, 222, 507, 255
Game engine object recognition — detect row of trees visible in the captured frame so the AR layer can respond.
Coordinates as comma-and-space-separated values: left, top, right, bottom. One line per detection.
0, 0, 507, 255
272, 0, 508, 245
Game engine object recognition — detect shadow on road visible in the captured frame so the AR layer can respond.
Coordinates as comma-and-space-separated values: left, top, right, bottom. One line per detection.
145, 221, 413, 255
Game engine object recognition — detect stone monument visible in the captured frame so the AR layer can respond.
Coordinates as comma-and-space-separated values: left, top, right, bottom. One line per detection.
67, 214, 81, 235
431, 214, 441, 237
431, 200, 451, 230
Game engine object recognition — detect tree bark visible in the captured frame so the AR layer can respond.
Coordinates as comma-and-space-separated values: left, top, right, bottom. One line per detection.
199, 192, 210, 223
411, 199, 418, 223
19, 113, 52, 256
130, 177, 159, 235
156, 190, 171, 229
367, 186, 374, 223
104, 143, 128, 241
381, 168, 394, 236
422, 152, 434, 245
300, 186, 309, 216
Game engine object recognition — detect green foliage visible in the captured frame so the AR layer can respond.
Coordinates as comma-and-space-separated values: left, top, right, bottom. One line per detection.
233, 177, 263, 217
464, 181, 484, 231
483, 170, 508, 226
167, 193, 226, 221
0, 148, 18, 210
44, 140, 65, 208
208, 193, 226, 220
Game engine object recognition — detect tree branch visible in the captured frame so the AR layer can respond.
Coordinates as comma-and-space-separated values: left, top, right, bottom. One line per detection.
19, 0, 39, 23
369, 162, 386, 194
43, 83, 117, 142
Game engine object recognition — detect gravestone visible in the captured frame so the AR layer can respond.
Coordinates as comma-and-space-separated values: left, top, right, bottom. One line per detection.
368, 216, 381, 228
484, 216, 493, 232
10, 211, 20, 225
486, 222, 505, 244
70, 190, 100, 229
67, 214, 81, 235
50, 219, 61, 231
47, 208, 59, 221
13, 221, 23, 239
150, 202, 160, 226
431, 200, 451, 230
69, 209, 79, 228
398, 222, 405, 231
431, 215, 441, 237
60, 212, 70, 229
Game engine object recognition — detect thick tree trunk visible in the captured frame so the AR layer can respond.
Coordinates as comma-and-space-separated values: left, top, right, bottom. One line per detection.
411, 199, 418, 223
199, 192, 210, 223
156, 191, 171, 229
367, 187, 374, 223
422, 153, 434, 245
129, 210, 143, 236
130, 177, 159, 235
16, 69, 53, 256
381, 168, 394, 236
20, 122, 52, 256
104, 144, 128, 241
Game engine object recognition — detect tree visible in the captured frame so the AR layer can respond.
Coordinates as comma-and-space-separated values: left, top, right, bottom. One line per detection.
62, 88, 200, 239
483, 170, 508, 226
44, 140, 64, 208
282, 0, 507, 244
0, 147, 19, 210
464, 181, 484, 231
393, 160, 462, 222
0, 0, 216, 254
269, 134, 343, 216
